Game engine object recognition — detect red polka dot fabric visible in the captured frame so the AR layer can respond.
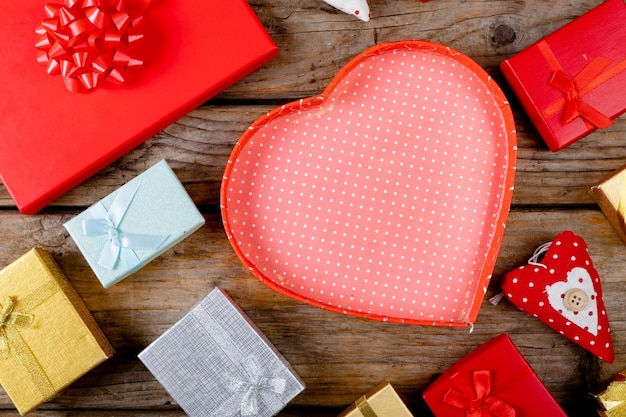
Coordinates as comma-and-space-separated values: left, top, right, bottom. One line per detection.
222, 41, 517, 327
501, 230, 614, 363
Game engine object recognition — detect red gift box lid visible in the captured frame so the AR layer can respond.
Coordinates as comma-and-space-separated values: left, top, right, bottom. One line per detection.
423, 334, 567, 416
0, 0, 278, 214
500, 0, 626, 151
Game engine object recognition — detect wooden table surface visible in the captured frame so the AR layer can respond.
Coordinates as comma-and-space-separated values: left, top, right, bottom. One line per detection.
2, 0, 625, 416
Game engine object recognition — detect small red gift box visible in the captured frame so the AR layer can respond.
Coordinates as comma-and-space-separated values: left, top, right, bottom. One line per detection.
0, 0, 277, 214
423, 334, 567, 417
500, 0, 626, 151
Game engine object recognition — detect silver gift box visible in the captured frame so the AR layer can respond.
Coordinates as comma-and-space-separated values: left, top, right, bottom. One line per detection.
138, 287, 305, 417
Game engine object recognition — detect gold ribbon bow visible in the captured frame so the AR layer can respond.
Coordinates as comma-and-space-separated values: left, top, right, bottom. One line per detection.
0, 297, 35, 357
0, 279, 61, 400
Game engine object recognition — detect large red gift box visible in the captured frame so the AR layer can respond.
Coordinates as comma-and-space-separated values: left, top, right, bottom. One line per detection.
0, 0, 277, 214
500, 0, 626, 151
423, 334, 567, 416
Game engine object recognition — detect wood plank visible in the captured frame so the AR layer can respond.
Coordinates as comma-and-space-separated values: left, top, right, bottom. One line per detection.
1, 106, 625, 210
2, 1, 625, 416
0, 209, 622, 416
1, 1, 620, 211
223, 0, 605, 100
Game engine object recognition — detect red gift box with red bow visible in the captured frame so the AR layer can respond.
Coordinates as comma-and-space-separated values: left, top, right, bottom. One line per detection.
0, 0, 277, 214
423, 334, 567, 417
500, 0, 626, 151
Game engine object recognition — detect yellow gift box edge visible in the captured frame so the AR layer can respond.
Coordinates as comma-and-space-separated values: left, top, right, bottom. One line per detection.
34, 249, 115, 359
337, 381, 414, 417
594, 369, 626, 417
591, 165, 626, 245
0, 248, 115, 415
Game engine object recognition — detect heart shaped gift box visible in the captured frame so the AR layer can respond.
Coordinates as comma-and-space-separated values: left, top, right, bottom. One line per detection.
221, 40, 517, 327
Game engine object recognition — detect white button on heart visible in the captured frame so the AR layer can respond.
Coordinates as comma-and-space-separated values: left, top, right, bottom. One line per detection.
564, 288, 588, 312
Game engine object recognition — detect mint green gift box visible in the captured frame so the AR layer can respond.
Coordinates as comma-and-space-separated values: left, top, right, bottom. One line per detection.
64, 160, 205, 288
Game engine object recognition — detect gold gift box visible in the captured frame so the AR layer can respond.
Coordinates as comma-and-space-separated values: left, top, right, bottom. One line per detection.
0, 248, 114, 415
591, 165, 626, 245
595, 370, 626, 417
338, 381, 414, 417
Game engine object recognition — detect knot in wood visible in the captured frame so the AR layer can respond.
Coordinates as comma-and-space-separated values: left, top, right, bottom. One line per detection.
491, 24, 516, 47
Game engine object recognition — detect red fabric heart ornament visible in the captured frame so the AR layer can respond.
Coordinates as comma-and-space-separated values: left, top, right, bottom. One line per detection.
500, 231, 614, 363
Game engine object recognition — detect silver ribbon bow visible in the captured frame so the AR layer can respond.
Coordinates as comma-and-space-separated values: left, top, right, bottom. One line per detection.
82, 181, 168, 270
192, 302, 289, 417
226, 356, 287, 416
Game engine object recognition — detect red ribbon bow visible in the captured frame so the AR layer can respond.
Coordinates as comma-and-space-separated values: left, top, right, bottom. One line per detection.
548, 57, 614, 129
538, 40, 626, 131
35, 0, 151, 93
443, 370, 516, 417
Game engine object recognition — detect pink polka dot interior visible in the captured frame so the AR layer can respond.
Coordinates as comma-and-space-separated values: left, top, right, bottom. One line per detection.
221, 41, 517, 327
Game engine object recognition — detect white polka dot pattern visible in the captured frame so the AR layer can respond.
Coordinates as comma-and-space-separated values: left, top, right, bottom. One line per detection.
501, 231, 614, 362
222, 41, 517, 326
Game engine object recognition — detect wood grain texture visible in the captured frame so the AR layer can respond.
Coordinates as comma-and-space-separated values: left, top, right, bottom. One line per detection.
1, 0, 624, 416
0, 210, 624, 416
2, 108, 625, 209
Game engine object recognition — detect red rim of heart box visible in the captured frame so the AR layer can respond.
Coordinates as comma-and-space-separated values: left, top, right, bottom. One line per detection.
221, 40, 517, 327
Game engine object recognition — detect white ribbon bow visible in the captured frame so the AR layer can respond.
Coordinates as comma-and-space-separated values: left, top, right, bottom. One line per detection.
82, 181, 168, 270
226, 356, 287, 416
